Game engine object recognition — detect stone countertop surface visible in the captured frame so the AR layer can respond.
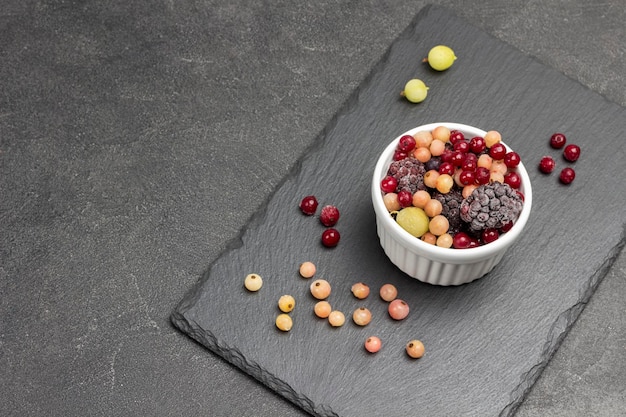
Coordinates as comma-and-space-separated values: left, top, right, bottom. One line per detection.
1, 1, 625, 416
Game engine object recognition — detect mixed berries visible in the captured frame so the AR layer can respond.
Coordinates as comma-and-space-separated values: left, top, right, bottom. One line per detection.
247, 260, 424, 358
381, 126, 525, 249
539, 132, 581, 184
298, 196, 341, 247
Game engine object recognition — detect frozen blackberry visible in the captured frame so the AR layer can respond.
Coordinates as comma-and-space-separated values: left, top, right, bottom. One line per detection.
386, 157, 426, 194
460, 182, 523, 232
432, 188, 464, 234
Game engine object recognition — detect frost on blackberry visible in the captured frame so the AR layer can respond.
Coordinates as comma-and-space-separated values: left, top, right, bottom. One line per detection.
460, 182, 523, 232
386, 157, 426, 194
432, 188, 464, 234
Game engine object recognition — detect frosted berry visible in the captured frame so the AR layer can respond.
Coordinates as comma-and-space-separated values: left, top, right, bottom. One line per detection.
559, 167, 576, 184
320, 205, 340, 227
299, 195, 318, 215
550, 133, 567, 149
406, 340, 425, 359
321, 228, 340, 247
563, 144, 580, 162
388, 299, 410, 320
364, 336, 382, 353
539, 156, 556, 174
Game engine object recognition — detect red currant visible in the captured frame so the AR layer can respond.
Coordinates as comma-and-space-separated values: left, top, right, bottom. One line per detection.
321, 228, 340, 247
469, 136, 486, 154
539, 156, 556, 174
504, 151, 521, 168
459, 170, 475, 186
474, 167, 491, 185
380, 176, 398, 193
481, 228, 499, 244
500, 221, 514, 233
461, 153, 478, 171
559, 167, 576, 184
320, 205, 340, 227
451, 151, 464, 167
504, 171, 521, 189
440, 149, 454, 163
393, 150, 407, 161
438, 161, 455, 176
489, 143, 507, 160
397, 190, 413, 208
397, 135, 416, 153
550, 133, 567, 149
449, 130, 465, 145
299, 195, 318, 215
452, 232, 472, 249
563, 144, 580, 162
453, 140, 469, 153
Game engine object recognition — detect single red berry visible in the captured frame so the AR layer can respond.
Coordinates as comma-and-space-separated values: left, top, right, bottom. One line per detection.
452, 232, 472, 249
539, 156, 556, 174
459, 170, 475, 186
504, 151, 521, 168
451, 151, 464, 167
559, 167, 576, 184
321, 228, 340, 247
550, 133, 567, 149
468, 237, 481, 248
469, 136, 486, 154
563, 144, 580, 162
504, 171, 521, 189
397, 190, 413, 208
500, 221, 514, 233
438, 161, 455, 176
474, 167, 491, 185
449, 130, 465, 145
481, 228, 500, 244
489, 143, 507, 160
461, 153, 478, 171
320, 205, 340, 227
299, 195, 318, 215
440, 149, 454, 163
380, 176, 398, 193
453, 140, 469, 153
397, 135, 416, 153
393, 150, 408, 161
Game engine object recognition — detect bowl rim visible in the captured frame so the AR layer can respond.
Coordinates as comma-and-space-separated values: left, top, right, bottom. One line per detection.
372, 122, 533, 263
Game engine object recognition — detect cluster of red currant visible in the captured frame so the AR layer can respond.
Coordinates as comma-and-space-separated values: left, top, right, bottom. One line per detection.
538, 133, 580, 184
298, 196, 341, 247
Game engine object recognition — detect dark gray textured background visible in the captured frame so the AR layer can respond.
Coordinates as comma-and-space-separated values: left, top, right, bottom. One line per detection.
2, 1, 625, 416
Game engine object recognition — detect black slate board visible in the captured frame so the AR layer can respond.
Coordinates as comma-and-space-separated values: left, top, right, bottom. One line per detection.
171, 5, 626, 417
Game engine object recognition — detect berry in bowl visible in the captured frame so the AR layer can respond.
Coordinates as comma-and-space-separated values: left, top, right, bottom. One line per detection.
371, 123, 532, 286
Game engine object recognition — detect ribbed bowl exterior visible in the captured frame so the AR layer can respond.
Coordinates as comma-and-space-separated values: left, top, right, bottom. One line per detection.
372, 122, 532, 286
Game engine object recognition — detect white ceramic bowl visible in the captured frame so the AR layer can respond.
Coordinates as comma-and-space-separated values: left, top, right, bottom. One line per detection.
372, 122, 532, 286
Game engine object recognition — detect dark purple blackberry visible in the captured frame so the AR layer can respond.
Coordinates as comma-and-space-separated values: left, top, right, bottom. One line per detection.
432, 188, 464, 234
460, 182, 523, 232
386, 157, 426, 194
424, 156, 441, 172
